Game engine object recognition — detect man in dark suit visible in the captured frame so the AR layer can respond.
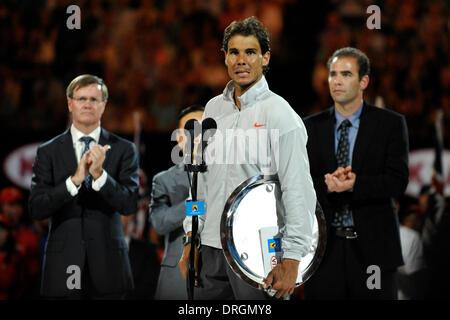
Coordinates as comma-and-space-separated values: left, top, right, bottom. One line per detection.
303, 47, 409, 299
149, 105, 204, 299
29, 74, 139, 299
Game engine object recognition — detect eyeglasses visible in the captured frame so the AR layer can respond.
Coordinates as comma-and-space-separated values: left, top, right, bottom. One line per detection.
72, 97, 104, 104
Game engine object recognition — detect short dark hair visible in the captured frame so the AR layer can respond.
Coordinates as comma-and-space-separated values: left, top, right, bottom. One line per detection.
66, 74, 108, 101
327, 47, 370, 79
222, 16, 271, 74
178, 105, 204, 123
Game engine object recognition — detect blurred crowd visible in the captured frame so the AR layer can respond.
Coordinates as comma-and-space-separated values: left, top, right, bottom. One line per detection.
0, 0, 290, 134
0, 0, 448, 139
0, 187, 41, 299
1, 0, 448, 141
0, 0, 449, 299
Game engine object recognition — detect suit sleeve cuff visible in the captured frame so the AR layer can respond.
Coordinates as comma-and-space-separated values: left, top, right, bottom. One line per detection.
92, 170, 108, 191
65, 176, 81, 196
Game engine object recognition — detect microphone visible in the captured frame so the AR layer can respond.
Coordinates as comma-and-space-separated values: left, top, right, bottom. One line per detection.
202, 118, 217, 151
184, 119, 201, 164
200, 118, 217, 164
201, 117, 217, 133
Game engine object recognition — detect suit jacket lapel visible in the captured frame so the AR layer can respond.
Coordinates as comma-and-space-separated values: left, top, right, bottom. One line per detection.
351, 103, 378, 173
99, 128, 112, 169
174, 162, 189, 188
324, 107, 338, 172
59, 129, 78, 175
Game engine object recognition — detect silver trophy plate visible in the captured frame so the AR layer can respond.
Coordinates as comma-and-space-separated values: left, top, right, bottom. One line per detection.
220, 175, 326, 289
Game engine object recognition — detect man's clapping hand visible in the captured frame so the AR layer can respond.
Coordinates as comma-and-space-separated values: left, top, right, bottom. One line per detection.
324, 166, 356, 193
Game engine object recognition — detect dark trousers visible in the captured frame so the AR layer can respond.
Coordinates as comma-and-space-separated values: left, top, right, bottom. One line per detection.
46, 260, 125, 300
193, 245, 269, 300
304, 233, 397, 300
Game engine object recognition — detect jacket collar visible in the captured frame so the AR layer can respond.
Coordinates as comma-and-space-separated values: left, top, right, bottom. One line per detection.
223, 76, 270, 110
59, 128, 77, 173
98, 127, 110, 146
334, 101, 364, 129
327, 100, 369, 122
59, 126, 112, 171
70, 124, 101, 145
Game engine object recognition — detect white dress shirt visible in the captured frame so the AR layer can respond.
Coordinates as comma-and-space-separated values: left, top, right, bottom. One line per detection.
65, 124, 108, 196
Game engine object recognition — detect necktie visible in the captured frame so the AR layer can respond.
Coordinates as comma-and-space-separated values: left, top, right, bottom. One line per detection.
336, 119, 351, 168
332, 119, 355, 228
80, 136, 94, 188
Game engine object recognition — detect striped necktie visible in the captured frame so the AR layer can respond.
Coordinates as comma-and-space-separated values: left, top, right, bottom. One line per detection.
80, 136, 94, 188
332, 119, 355, 228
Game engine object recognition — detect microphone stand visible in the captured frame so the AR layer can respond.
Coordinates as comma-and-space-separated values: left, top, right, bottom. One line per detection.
185, 145, 206, 300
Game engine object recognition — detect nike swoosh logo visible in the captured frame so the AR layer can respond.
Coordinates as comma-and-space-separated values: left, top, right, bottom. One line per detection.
254, 123, 266, 128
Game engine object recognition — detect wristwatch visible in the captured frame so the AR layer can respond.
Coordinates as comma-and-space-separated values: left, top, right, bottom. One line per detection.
183, 234, 200, 248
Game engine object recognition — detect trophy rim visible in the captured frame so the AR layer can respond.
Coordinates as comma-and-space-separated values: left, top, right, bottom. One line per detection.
220, 174, 327, 289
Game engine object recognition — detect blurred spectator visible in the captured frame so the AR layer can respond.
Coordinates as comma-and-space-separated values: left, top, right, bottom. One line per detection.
310, 62, 333, 114
422, 199, 450, 299
0, 186, 40, 298
397, 212, 427, 300
418, 185, 431, 214
0, 214, 26, 300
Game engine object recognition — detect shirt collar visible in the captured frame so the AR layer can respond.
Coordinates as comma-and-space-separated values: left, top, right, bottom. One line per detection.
334, 100, 364, 129
223, 76, 270, 110
70, 124, 101, 145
